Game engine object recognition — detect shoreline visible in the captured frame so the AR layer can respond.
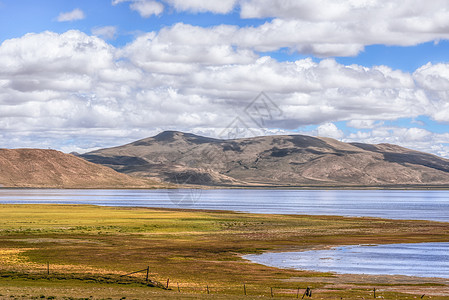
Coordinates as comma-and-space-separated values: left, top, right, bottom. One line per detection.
242, 242, 449, 279
2, 189, 449, 224
2, 184, 449, 190
1, 204, 449, 298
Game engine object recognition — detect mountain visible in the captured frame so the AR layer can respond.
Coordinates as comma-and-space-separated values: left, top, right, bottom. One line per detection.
0, 149, 162, 188
81, 131, 449, 187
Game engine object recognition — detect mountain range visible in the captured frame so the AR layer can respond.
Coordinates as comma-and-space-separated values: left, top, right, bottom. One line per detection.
80, 131, 449, 188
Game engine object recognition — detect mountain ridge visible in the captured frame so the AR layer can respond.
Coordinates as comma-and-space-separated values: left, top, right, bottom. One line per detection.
0, 148, 163, 188
81, 131, 449, 187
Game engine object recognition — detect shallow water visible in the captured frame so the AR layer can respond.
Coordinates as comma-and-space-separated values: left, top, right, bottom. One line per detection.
0, 189, 449, 222
244, 242, 449, 278
2, 188, 449, 279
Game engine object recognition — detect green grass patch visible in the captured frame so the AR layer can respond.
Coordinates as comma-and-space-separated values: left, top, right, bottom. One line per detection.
1, 204, 449, 299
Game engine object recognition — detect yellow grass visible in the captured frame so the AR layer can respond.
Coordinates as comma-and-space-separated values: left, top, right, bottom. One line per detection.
1, 204, 449, 299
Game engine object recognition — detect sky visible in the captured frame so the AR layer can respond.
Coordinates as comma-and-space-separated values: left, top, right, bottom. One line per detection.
1, 1, 449, 157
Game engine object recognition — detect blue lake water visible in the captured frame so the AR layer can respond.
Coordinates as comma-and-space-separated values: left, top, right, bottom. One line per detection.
0, 189, 448, 222
1, 188, 449, 278
244, 242, 449, 278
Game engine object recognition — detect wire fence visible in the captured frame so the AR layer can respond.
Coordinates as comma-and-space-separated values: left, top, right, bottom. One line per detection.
0, 263, 403, 299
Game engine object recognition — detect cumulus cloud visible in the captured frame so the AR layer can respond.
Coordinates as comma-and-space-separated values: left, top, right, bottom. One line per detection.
317, 123, 344, 139
236, 2, 449, 57
4, 1, 449, 154
120, 24, 257, 70
1, 29, 449, 155
0, 31, 114, 76
108, 0, 449, 57
413, 63, 449, 123
56, 8, 85, 22
112, 0, 449, 57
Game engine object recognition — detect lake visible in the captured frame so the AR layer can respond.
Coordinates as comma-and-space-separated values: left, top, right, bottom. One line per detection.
1, 188, 449, 279
0, 189, 448, 222
244, 242, 449, 279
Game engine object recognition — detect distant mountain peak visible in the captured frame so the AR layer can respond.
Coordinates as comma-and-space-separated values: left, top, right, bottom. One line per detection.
152, 131, 221, 144
153, 130, 185, 141
82, 132, 449, 187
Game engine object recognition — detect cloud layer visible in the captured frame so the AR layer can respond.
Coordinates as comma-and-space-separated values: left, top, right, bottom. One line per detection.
0, 29, 449, 155
110, 0, 449, 57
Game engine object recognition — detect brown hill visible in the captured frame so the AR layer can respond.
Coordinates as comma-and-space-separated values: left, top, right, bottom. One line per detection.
81, 131, 449, 187
0, 148, 162, 188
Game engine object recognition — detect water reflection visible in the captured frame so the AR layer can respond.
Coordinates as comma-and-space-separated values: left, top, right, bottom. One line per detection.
0, 189, 448, 222
244, 242, 449, 278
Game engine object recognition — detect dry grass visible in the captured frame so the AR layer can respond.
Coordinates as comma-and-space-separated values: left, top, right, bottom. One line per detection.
1, 204, 449, 299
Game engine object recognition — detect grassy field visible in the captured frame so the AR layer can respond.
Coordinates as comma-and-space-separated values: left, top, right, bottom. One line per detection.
1, 204, 449, 299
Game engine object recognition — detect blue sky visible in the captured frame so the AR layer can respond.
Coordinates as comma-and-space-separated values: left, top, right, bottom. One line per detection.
0, 0, 268, 46
2, 1, 449, 70
1, 0, 449, 157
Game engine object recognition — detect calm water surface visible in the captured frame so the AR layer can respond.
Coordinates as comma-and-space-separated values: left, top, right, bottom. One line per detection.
0, 189, 448, 222
2, 188, 449, 278
244, 242, 449, 278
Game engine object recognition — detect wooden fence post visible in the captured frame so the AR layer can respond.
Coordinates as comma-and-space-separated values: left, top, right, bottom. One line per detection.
302, 287, 311, 299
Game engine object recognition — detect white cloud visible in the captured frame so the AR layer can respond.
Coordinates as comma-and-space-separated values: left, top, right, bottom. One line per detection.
164, 0, 237, 14
414, 63, 449, 91
1, 29, 449, 156
347, 120, 381, 129
317, 123, 344, 139
0, 31, 114, 76
115, 0, 449, 57
114, 0, 236, 14
345, 126, 449, 158
108, 1, 449, 56
113, 0, 164, 17
130, 0, 164, 17
56, 8, 85, 22
92, 26, 118, 40
121, 24, 257, 70
413, 63, 449, 123
403, 127, 432, 141
232, 9, 449, 57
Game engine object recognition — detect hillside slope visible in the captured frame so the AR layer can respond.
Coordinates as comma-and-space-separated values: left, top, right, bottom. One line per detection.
81, 131, 449, 187
0, 149, 162, 188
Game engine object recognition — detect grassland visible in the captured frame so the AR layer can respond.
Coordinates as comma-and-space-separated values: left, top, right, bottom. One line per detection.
1, 204, 449, 299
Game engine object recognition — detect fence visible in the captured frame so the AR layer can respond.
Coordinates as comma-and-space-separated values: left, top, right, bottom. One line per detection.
1, 263, 400, 299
